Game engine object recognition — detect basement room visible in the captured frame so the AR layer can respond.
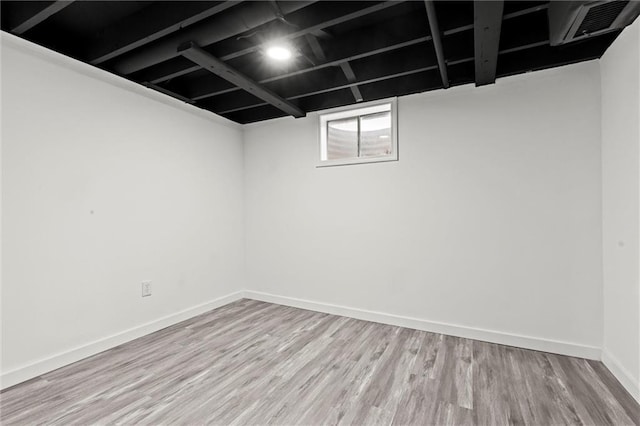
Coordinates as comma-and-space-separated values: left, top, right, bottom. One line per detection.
1, 0, 639, 424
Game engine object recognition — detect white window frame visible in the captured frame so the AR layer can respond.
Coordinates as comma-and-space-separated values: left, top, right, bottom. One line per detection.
317, 98, 398, 167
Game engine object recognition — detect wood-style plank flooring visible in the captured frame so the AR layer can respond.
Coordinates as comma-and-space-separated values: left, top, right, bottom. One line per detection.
1, 299, 638, 425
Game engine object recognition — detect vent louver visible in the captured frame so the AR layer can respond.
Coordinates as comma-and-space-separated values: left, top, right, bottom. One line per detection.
575, 1, 629, 35
549, 1, 640, 46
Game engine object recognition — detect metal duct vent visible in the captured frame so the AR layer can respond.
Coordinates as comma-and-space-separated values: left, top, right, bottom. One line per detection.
575, 1, 629, 35
549, 1, 640, 46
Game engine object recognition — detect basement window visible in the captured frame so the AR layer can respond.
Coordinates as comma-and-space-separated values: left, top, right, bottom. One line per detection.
318, 99, 398, 167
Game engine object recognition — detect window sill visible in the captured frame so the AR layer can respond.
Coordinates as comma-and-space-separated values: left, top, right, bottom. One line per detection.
316, 155, 398, 168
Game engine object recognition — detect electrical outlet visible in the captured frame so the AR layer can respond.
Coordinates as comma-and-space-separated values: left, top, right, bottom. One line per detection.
141, 281, 152, 297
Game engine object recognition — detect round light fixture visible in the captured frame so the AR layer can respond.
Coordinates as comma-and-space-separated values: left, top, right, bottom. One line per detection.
266, 45, 292, 61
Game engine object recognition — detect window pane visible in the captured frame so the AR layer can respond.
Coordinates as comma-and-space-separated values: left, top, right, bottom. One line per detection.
359, 111, 392, 157
327, 117, 358, 160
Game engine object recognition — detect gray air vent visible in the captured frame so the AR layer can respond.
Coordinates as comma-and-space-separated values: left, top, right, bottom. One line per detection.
549, 1, 640, 46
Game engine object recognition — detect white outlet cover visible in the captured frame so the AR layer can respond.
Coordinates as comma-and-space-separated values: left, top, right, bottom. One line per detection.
142, 281, 152, 297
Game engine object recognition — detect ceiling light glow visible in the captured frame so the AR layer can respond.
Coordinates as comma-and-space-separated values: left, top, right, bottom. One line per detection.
266, 45, 292, 61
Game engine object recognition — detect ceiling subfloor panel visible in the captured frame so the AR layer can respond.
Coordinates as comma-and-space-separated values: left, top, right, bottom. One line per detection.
266, 66, 350, 99
442, 29, 475, 63
29, 1, 151, 37
499, 9, 549, 51
223, 104, 288, 124
198, 89, 266, 114
436, 1, 474, 33
496, 31, 620, 77
297, 88, 361, 113
174, 72, 238, 101
447, 61, 476, 86
349, 43, 436, 82
359, 69, 443, 101
324, 1, 421, 36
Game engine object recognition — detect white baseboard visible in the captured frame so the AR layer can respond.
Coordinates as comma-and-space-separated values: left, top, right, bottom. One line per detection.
1, 290, 609, 392
244, 290, 601, 360
0, 291, 244, 390
601, 349, 640, 403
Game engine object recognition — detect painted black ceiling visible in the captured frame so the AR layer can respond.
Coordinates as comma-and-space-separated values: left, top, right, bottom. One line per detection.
0, 1, 626, 124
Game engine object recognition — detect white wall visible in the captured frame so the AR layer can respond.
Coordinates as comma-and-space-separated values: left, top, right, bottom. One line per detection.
3, 20, 638, 398
601, 20, 640, 402
1, 34, 244, 387
244, 61, 604, 358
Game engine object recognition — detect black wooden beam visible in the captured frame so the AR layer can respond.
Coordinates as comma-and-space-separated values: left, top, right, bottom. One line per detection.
192, 36, 430, 100
340, 63, 364, 102
439, 3, 547, 36
212, 38, 551, 116
143, 1, 544, 93
137, 1, 401, 84
10, 1, 74, 35
114, 1, 399, 76
191, 23, 528, 102
474, 1, 504, 86
220, 1, 399, 62
146, 64, 203, 86
496, 32, 619, 79
216, 65, 438, 115
88, 1, 239, 65
305, 33, 363, 102
424, 0, 448, 88
112, 1, 315, 76
305, 34, 326, 63
143, 82, 195, 105
146, 33, 424, 89
179, 42, 304, 118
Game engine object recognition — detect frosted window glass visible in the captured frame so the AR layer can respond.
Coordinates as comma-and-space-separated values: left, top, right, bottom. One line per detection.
327, 117, 358, 160
359, 111, 392, 157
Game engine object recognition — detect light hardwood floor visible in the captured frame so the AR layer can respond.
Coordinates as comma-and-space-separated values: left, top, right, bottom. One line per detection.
1, 299, 638, 425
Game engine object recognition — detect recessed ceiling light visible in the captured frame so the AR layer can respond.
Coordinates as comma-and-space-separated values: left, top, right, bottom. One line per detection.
266, 45, 292, 61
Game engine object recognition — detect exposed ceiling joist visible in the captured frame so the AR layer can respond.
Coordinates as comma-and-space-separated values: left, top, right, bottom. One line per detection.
424, 0, 449, 88
499, 40, 548, 55
148, 65, 202, 86
474, 0, 505, 86
143, 1, 402, 85
268, 0, 333, 41
340, 63, 364, 102
305, 33, 327, 62
3, 0, 622, 125
437, 4, 548, 37
10, 1, 74, 35
143, 82, 195, 105
221, 1, 400, 62
145, 4, 548, 95
88, 1, 239, 65
218, 65, 439, 115
192, 36, 430, 101
112, 1, 316, 76
216, 37, 553, 116
305, 32, 363, 102
504, 3, 548, 20
178, 42, 305, 118
497, 31, 619, 77
148, 36, 421, 89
